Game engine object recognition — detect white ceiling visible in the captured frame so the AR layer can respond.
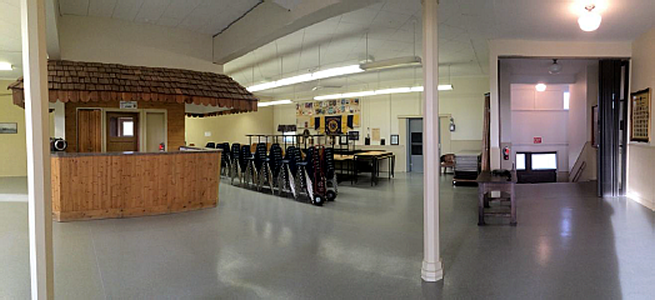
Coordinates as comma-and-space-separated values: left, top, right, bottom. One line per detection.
0, 0, 23, 79
225, 0, 655, 100
58, 0, 262, 35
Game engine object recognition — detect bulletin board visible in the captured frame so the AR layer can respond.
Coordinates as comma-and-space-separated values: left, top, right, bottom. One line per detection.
630, 88, 651, 142
296, 98, 361, 134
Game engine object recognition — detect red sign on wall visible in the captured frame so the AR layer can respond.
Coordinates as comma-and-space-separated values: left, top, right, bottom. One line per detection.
533, 136, 543, 144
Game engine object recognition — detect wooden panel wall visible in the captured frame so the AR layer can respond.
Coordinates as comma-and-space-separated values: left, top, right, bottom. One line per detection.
65, 100, 185, 152
51, 151, 221, 221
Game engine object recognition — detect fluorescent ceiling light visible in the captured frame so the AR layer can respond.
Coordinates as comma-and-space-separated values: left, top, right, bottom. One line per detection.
258, 99, 293, 107
0, 62, 13, 71
359, 56, 422, 71
313, 85, 452, 101
315, 86, 423, 101
247, 65, 363, 92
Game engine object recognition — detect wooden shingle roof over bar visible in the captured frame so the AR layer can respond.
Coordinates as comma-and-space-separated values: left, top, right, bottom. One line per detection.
7, 60, 258, 114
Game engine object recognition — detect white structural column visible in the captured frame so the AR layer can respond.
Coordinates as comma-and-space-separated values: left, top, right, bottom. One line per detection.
421, 0, 444, 282
21, 0, 54, 298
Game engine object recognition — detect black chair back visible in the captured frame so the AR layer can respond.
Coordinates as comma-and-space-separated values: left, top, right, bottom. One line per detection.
205, 142, 216, 149
240, 145, 251, 170
254, 143, 267, 169
269, 144, 283, 177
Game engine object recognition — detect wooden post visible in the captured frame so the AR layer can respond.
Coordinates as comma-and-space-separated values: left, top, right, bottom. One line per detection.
421, 0, 444, 282
20, 0, 54, 298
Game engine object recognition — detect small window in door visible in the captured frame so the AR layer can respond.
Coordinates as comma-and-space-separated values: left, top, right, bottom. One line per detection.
109, 116, 136, 137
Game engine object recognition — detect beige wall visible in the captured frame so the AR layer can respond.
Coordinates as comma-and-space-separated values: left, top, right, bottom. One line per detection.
185, 107, 275, 147
0, 80, 28, 177
627, 28, 655, 210
273, 76, 489, 147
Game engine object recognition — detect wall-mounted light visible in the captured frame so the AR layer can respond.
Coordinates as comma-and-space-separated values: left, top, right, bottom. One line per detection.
535, 83, 547, 92
0, 62, 14, 71
578, 4, 602, 32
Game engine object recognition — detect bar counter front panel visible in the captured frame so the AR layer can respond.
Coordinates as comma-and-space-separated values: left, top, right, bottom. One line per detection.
51, 150, 221, 221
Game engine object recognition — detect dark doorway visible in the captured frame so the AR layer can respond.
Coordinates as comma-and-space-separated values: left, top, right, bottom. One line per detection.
516, 151, 558, 183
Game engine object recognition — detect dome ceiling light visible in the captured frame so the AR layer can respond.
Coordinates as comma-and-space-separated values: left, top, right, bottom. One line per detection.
535, 83, 548, 92
548, 59, 562, 75
578, 4, 602, 32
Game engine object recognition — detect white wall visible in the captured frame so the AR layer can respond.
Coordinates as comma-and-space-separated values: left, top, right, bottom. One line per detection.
510, 84, 570, 179
185, 108, 275, 147
59, 15, 222, 73
568, 69, 588, 171
627, 28, 655, 210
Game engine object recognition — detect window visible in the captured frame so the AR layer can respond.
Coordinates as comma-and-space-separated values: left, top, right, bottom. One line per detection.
119, 118, 135, 137
531, 153, 557, 170
516, 153, 526, 170
563, 92, 570, 110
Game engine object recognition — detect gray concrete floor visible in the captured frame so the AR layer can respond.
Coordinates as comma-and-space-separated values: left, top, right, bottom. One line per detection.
0, 174, 654, 299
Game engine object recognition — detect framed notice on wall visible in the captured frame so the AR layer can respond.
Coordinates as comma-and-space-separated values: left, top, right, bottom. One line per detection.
630, 88, 651, 142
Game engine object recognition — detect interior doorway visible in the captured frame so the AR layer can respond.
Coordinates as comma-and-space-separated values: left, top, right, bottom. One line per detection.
106, 112, 139, 152
408, 118, 423, 173
145, 112, 166, 152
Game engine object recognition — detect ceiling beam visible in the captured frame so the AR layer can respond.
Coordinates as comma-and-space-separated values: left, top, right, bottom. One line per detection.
212, 0, 381, 65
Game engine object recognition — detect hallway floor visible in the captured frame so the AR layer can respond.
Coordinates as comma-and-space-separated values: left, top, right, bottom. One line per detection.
0, 174, 653, 299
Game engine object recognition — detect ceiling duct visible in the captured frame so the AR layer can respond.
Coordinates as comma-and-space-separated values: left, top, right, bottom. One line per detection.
360, 56, 422, 71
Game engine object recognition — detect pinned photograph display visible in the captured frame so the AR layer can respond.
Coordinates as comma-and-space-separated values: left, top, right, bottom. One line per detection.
630, 88, 651, 142
296, 98, 361, 133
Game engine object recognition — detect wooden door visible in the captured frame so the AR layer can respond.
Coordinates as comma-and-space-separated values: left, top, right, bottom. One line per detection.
106, 112, 139, 152
77, 109, 102, 153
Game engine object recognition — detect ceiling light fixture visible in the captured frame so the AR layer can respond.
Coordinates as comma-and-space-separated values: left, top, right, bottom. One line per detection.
535, 83, 547, 92
578, 4, 602, 32
548, 59, 562, 75
359, 56, 423, 71
314, 85, 449, 101
247, 65, 364, 92
257, 99, 293, 107
0, 62, 14, 71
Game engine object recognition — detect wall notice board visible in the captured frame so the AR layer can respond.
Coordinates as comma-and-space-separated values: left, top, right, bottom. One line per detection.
630, 88, 651, 142
296, 98, 361, 133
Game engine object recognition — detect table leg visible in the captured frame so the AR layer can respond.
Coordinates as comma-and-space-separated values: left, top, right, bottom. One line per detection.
510, 183, 517, 226
478, 184, 486, 226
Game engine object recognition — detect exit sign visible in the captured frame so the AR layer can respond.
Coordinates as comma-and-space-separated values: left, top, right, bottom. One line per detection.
533, 136, 543, 144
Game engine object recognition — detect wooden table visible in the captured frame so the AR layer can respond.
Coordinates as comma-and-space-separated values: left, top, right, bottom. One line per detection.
476, 171, 517, 226
353, 151, 395, 186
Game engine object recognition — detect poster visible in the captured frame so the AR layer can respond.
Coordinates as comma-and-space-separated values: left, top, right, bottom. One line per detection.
371, 128, 381, 141
296, 98, 361, 131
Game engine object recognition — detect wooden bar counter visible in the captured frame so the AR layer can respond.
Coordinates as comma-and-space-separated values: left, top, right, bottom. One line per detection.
51, 150, 221, 221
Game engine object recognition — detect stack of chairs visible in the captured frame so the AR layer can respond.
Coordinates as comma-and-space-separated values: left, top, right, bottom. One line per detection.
268, 144, 284, 194
229, 143, 241, 184
241, 145, 255, 187
254, 143, 273, 192
217, 142, 231, 177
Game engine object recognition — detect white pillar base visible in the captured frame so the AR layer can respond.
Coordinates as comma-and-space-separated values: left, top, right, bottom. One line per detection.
421, 259, 444, 282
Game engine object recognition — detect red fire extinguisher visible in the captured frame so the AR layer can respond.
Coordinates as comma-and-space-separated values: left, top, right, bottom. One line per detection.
159, 143, 165, 151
